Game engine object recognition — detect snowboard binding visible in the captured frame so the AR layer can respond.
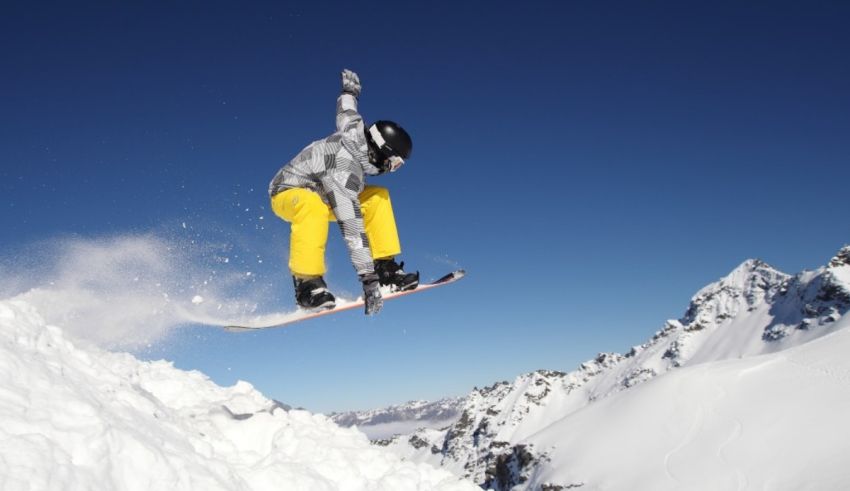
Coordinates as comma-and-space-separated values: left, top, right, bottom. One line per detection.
293, 276, 336, 311
374, 258, 419, 292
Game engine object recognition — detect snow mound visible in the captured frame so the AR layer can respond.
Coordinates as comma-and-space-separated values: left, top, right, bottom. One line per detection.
0, 299, 478, 491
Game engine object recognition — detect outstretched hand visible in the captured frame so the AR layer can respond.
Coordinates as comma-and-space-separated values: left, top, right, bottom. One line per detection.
341, 69, 361, 98
360, 273, 383, 315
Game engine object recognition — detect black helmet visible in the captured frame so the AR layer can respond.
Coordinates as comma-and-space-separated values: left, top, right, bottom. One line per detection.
366, 120, 413, 165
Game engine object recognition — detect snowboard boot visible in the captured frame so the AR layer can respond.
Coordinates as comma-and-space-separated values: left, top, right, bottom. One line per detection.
374, 258, 419, 292
293, 276, 336, 310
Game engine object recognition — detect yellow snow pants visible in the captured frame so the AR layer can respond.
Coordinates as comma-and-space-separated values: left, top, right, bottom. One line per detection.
271, 186, 402, 277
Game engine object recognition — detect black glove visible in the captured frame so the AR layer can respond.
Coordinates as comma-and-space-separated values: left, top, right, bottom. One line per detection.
341, 69, 361, 98
360, 272, 383, 315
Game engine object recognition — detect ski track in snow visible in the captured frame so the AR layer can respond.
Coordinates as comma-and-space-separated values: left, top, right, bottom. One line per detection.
663, 366, 751, 490
783, 339, 850, 389
785, 356, 850, 385
710, 375, 747, 491
662, 369, 707, 487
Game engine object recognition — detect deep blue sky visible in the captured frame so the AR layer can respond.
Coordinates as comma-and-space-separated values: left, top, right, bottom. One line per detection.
2, 1, 849, 412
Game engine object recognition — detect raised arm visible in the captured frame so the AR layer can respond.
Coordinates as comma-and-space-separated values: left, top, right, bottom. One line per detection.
336, 69, 363, 132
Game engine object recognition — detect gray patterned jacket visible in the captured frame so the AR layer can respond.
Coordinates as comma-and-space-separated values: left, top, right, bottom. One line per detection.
269, 93, 382, 276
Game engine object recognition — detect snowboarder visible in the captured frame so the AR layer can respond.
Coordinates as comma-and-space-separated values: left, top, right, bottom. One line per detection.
268, 69, 419, 316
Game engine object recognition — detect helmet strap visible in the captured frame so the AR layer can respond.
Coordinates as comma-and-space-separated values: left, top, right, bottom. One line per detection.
368, 124, 387, 149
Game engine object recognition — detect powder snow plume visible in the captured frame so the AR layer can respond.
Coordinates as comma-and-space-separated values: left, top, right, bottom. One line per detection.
0, 233, 287, 349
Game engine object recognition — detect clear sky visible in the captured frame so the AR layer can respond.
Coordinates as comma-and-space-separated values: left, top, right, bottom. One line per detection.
2, 1, 849, 413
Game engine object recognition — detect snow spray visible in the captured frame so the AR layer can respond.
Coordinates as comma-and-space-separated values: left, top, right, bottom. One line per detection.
0, 233, 287, 349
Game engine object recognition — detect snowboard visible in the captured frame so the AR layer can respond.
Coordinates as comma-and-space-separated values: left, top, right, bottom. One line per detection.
223, 270, 465, 332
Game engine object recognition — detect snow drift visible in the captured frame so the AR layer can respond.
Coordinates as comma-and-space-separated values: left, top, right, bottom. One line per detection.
0, 299, 478, 491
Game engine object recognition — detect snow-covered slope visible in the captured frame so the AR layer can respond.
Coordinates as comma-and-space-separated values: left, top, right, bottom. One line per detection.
330, 398, 464, 440
378, 246, 850, 490
0, 300, 479, 491
526, 316, 850, 490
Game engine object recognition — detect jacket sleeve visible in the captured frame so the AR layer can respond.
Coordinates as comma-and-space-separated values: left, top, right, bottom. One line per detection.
336, 93, 363, 133
320, 170, 375, 276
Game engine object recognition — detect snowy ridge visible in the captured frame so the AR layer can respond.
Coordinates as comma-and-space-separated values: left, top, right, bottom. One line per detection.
0, 300, 478, 491
378, 246, 850, 490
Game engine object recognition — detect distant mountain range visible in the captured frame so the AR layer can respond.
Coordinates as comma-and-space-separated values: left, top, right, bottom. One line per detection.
329, 398, 465, 440
332, 245, 850, 490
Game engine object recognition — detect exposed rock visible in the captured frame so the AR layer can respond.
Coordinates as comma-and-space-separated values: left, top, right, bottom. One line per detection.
409, 434, 430, 450
829, 245, 850, 268
482, 444, 540, 491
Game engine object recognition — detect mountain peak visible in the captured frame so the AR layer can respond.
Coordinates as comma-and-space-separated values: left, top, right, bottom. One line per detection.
829, 245, 850, 269
683, 259, 788, 326
723, 258, 781, 286
694, 258, 784, 300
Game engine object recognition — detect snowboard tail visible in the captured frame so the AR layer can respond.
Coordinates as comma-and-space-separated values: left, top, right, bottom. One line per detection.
223, 270, 465, 332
